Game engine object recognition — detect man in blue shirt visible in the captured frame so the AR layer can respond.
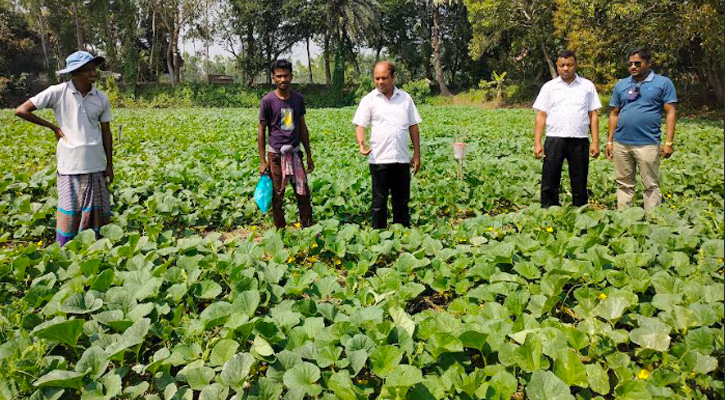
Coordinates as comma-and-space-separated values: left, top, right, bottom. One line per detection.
605, 47, 677, 210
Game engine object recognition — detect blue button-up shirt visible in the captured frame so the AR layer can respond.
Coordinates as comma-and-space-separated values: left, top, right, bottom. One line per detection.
610, 71, 678, 146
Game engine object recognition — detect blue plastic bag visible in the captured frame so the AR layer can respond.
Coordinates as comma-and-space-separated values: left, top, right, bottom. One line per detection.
254, 173, 273, 213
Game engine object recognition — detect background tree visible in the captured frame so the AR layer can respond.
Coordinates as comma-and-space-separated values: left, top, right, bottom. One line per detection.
466, 0, 560, 82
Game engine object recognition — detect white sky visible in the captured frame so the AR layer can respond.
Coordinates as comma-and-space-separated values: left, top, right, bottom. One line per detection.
180, 39, 322, 64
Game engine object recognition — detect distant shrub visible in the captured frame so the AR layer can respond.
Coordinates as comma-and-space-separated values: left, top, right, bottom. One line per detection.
402, 79, 432, 104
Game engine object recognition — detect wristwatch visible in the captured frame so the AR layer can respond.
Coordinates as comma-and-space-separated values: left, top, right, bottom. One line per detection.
664, 141, 674, 146
606, 141, 613, 145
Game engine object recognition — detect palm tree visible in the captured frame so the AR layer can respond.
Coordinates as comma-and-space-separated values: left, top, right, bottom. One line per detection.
322, 0, 379, 89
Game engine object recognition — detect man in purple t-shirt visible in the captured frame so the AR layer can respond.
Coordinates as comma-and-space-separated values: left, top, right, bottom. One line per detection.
257, 59, 314, 228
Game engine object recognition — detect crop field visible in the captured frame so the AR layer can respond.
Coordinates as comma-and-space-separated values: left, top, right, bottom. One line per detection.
0, 106, 723, 400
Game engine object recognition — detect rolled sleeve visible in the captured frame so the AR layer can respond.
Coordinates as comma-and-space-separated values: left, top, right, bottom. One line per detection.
532, 85, 549, 112
589, 84, 602, 111
352, 96, 371, 127
408, 98, 422, 126
100, 97, 112, 123
662, 78, 678, 104
29, 86, 58, 110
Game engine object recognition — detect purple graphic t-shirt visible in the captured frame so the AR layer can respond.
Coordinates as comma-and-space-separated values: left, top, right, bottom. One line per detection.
259, 91, 306, 151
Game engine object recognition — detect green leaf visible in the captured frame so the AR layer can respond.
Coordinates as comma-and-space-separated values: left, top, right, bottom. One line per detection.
209, 339, 239, 367
629, 317, 671, 352
282, 362, 322, 397
199, 383, 228, 400
106, 318, 150, 356
369, 346, 404, 378
179, 365, 215, 390
385, 364, 423, 388
328, 371, 358, 400
614, 380, 652, 400
219, 352, 255, 390
75, 346, 109, 379
429, 332, 464, 358
100, 224, 124, 241
585, 363, 610, 395
347, 349, 368, 377
59, 293, 103, 314
192, 280, 223, 299
233, 290, 260, 317
32, 318, 85, 347
33, 370, 84, 389
553, 349, 587, 387
684, 351, 718, 374
199, 301, 232, 329
487, 370, 518, 400
593, 292, 633, 320
251, 336, 275, 358
525, 370, 574, 400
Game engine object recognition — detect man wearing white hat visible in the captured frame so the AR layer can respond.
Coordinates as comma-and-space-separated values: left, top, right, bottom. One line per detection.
15, 51, 114, 246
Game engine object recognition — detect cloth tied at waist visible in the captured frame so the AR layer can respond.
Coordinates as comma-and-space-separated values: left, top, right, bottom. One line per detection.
269, 144, 308, 196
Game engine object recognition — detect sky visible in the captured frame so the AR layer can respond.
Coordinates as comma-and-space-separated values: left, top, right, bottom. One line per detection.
180, 38, 323, 65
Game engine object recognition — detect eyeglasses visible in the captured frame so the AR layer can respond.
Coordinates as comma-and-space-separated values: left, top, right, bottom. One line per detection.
627, 83, 641, 101
628, 61, 643, 67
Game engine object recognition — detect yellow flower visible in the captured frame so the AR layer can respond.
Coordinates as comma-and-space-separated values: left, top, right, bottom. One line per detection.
295, 223, 301, 228
37, 241, 43, 246
251, 226, 257, 231
718, 258, 723, 264
598, 293, 607, 300
287, 257, 294, 263
637, 369, 650, 380
546, 227, 554, 233
666, 193, 672, 198
335, 260, 342, 265
487, 227, 494, 231
311, 243, 317, 248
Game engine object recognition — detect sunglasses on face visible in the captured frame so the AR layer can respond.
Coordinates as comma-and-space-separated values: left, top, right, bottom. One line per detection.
627, 83, 641, 101
628, 61, 643, 67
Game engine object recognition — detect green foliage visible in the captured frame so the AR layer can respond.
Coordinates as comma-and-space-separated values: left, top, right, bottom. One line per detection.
401, 79, 432, 105
0, 106, 723, 399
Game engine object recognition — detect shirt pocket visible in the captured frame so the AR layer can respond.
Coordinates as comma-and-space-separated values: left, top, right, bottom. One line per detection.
84, 101, 105, 125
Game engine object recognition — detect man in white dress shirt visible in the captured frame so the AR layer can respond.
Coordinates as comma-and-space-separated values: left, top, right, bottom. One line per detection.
533, 50, 601, 208
353, 60, 422, 228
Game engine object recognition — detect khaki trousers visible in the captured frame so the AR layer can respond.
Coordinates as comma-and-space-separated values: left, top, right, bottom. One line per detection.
613, 142, 661, 210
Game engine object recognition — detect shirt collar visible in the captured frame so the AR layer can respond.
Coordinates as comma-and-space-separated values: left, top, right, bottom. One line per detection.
375, 86, 400, 98
556, 74, 581, 85
67, 80, 98, 95
630, 71, 655, 84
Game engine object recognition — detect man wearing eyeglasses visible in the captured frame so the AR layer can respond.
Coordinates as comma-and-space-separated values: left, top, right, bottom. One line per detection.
606, 47, 677, 210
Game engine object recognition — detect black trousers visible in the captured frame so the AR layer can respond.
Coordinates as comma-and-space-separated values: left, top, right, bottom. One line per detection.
370, 163, 411, 228
541, 137, 589, 208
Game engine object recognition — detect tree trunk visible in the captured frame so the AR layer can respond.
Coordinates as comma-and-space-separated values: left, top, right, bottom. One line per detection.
149, 9, 156, 74
432, 4, 452, 96
375, 47, 382, 63
702, 58, 724, 106
537, 35, 557, 79
36, 1, 49, 69
172, 9, 181, 84
323, 33, 331, 85
73, 0, 83, 49
306, 36, 313, 84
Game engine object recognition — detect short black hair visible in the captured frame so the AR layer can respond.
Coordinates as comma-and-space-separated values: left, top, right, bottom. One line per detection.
628, 47, 651, 62
557, 50, 577, 61
270, 59, 293, 74
374, 60, 396, 77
